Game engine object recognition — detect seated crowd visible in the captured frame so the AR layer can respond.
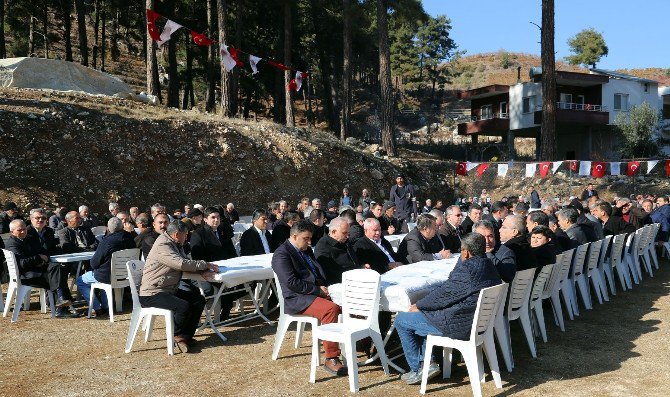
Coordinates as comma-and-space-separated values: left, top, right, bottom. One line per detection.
1, 182, 668, 381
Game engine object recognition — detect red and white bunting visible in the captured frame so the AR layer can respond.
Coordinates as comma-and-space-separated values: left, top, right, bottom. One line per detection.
156, 19, 183, 46
647, 160, 659, 174
220, 44, 238, 72
146, 10, 161, 41
249, 55, 262, 74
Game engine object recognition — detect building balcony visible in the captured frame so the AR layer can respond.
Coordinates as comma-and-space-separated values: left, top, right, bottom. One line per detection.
458, 116, 510, 135
533, 102, 609, 125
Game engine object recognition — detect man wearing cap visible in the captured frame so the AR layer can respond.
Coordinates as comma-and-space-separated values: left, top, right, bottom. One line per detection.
389, 174, 417, 224
1, 202, 24, 234
379, 201, 402, 236
324, 200, 339, 223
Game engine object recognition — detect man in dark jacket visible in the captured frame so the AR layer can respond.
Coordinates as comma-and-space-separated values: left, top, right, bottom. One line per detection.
26, 208, 61, 255
548, 215, 576, 251
557, 208, 589, 246
76, 217, 136, 316
0, 202, 24, 234
474, 220, 516, 283
397, 214, 450, 264
580, 183, 598, 201
340, 208, 364, 244
272, 220, 346, 376
438, 205, 463, 253
5, 219, 77, 317
460, 204, 482, 235
57, 211, 98, 254
135, 213, 169, 259
239, 209, 277, 256
394, 233, 502, 384
314, 217, 363, 285
592, 201, 635, 236
354, 218, 403, 275
308, 209, 327, 247
379, 201, 402, 236
389, 174, 416, 224
500, 215, 536, 272
272, 212, 301, 247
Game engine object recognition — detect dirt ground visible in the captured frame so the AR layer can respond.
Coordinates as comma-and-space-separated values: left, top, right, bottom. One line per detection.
2, 261, 670, 397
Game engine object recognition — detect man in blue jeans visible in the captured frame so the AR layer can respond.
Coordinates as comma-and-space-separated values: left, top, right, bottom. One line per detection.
395, 233, 502, 385
76, 217, 136, 317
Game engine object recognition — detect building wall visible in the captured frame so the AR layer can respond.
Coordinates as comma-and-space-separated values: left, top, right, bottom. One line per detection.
602, 79, 661, 124
509, 82, 542, 130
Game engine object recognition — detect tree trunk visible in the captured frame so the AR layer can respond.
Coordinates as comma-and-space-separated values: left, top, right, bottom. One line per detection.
540, 0, 557, 160
61, 0, 73, 61
377, 0, 396, 156
217, 0, 232, 116
75, 0, 88, 65
230, 1, 242, 117
205, 0, 216, 112
284, 2, 294, 127
309, 0, 339, 132
181, 42, 193, 109
93, 0, 100, 68
145, 2, 162, 103
43, 2, 48, 58
340, 0, 352, 140
0, 0, 6, 58
29, 12, 36, 55
272, 25, 284, 123
165, 0, 179, 108
101, 9, 106, 71
110, 5, 120, 61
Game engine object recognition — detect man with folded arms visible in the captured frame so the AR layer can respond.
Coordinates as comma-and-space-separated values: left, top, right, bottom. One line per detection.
140, 220, 218, 352
76, 217, 136, 318
395, 233, 502, 384
5, 219, 79, 318
272, 220, 347, 376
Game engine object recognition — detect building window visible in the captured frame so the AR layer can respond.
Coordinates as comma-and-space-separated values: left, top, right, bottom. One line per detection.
480, 105, 492, 120
560, 93, 572, 109
522, 96, 534, 113
614, 93, 629, 111
499, 102, 508, 118
644, 83, 649, 93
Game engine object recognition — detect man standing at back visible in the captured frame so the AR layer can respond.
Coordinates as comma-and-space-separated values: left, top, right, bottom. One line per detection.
529, 186, 541, 210
389, 174, 416, 224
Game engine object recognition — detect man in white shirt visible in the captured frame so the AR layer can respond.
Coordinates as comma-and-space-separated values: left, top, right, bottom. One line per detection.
353, 218, 402, 274
240, 209, 277, 256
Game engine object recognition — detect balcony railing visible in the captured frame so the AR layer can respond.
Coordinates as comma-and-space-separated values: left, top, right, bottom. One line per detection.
470, 113, 509, 121
536, 102, 608, 112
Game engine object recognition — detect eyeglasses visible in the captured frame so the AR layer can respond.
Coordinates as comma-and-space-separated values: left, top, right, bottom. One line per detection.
33, 216, 47, 220
454, 214, 463, 217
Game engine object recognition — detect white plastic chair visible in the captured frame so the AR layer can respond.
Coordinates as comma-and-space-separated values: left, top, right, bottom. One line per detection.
585, 239, 608, 304
87, 248, 140, 321
271, 272, 319, 360
551, 250, 575, 330
124, 260, 175, 356
568, 243, 592, 314
91, 225, 107, 237
529, 263, 554, 343
2, 249, 56, 323
407, 222, 417, 231
494, 268, 536, 372
637, 225, 656, 275
309, 269, 390, 393
623, 232, 641, 285
646, 223, 660, 270
597, 235, 615, 296
609, 234, 633, 291
420, 283, 508, 397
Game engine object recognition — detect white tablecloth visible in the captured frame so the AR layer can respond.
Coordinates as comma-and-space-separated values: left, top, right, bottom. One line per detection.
198, 253, 274, 288
49, 252, 95, 263
329, 256, 459, 312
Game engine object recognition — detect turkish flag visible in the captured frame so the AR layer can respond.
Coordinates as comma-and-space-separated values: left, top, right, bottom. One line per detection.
627, 161, 641, 177
539, 162, 551, 178
456, 162, 467, 176
476, 163, 489, 177
190, 31, 214, 46
146, 9, 162, 41
592, 161, 606, 178
287, 79, 298, 91
569, 160, 579, 172
267, 59, 291, 71
228, 47, 244, 67
665, 160, 670, 177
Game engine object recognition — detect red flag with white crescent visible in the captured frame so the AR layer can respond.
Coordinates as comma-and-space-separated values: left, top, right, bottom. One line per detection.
665, 160, 670, 177
456, 162, 467, 176
146, 9, 161, 41
592, 161, 606, 178
627, 161, 641, 177
190, 31, 214, 46
476, 163, 489, 177
569, 160, 579, 171
539, 162, 551, 178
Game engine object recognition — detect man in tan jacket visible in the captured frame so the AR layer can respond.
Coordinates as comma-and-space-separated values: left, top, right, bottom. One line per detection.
140, 220, 217, 352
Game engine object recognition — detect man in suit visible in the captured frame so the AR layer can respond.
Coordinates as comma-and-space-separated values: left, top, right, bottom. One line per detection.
76, 217, 136, 317
0, 201, 24, 233
314, 217, 364, 285
223, 203, 240, 225
460, 204, 482, 235
339, 208, 364, 245
101, 202, 121, 226
500, 215, 536, 272
135, 213, 169, 259
483, 201, 507, 243
57, 211, 98, 254
397, 214, 450, 264
272, 212, 301, 247
272, 220, 347, 376
580, 183, 598, 201
308, 209, 327, 247
438, 205, 463, 253
528, 186, 541, 209
78, 205, 99, 229
548, 215, 576, 251
379, 201, 402, 236
5, 219, 78, 317
190, 206, 240, 320
389, 174, 417, 224
394, 233, 502, 384
26, 208, 61, 255
591, 201, 635, 236
239, 209, 277, 256
557, 208, 589, 246
474, 220, 516, 283
354, 218, 402, 275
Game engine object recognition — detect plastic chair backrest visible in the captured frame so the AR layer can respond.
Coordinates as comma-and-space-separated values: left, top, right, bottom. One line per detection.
531, 264, 553, 302
126, 260, 145, 310
407, 222, 417, 231
341, 269, 381, 327
598, 235, 613, 266
472, 283, 508, 344
111, 248, 141, 287
586, 239, 603, 271
610, 234, 626, 266
1, 249, 21, 285
572, 243, 590, 277
272, 272, 286, 317
233, 223, 248, 233
91, 226, 107, 236
507, 268, 536, 317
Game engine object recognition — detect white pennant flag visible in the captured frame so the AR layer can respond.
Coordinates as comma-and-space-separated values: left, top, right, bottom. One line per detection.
552, 161, 563, 174
610, 162, 621, 176
497, 163, 509, 177
220, 44, 237, 72
525, 163, 536, 178
647, 160, 659, 174
579, 161, 592, 176
249, 55, 262, 74
466, 162, 479, 171
156, 19, 183, 46
295, 71, 305, 91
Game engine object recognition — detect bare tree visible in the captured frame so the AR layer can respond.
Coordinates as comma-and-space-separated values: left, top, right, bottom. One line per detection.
205, 0, 216, 112
340, 0, 352, 140
284, 2, 294, 127
540, 0, 557, 160
74, 0, 88, 65
217, 0, 232, 116
0, 0, 6, 58
145, 1, 162, 103
377, 0, 396, 156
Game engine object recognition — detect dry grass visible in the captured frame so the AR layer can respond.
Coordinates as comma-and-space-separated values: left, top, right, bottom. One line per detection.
2, 262, 670, 396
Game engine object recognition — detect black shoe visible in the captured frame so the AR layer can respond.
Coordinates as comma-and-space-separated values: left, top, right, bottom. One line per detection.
55, 308, 81, 318
55, 297, 71, 308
